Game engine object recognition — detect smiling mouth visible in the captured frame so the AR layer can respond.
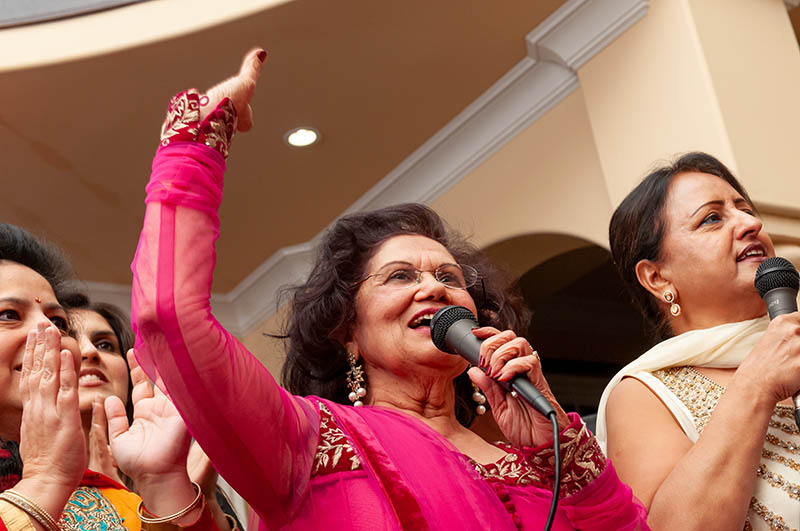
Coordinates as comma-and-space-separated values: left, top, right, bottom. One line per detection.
737, 244, 766, 262
78, 369, 108, 385
409, 313, 436, 329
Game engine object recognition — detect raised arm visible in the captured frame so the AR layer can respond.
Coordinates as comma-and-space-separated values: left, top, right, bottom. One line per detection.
130, 50, 318, 525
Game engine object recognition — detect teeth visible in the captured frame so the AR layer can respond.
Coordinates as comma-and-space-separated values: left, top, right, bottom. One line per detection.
742, 248, 764, 259
79, 374, 103, 383
410, 313, 436, 327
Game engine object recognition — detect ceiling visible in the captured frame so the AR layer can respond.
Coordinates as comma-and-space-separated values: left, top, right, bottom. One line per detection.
0, 0, 565, 293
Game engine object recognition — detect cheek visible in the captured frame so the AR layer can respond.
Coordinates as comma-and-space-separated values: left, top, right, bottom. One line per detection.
105, 356, 130, 395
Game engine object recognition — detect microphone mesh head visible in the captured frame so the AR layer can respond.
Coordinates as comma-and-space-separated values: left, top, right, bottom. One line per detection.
430, 305, 478, 353
754, 257, 799, 297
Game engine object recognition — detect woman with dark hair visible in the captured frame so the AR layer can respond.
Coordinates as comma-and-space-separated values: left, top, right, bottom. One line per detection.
597, 152, 800, 529
0, 225, 220, 530
130, 49, 648, 530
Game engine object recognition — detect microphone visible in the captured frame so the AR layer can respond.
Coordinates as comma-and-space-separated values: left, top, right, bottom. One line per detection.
754, 257, 800, 426
430, 305, 555, 417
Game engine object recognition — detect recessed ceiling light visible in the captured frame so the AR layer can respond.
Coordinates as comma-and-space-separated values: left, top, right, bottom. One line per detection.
285, 127, 320, 147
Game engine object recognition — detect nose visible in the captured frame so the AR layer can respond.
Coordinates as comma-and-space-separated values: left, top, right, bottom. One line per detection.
81, 340, 99, 363
734, 208, 763, 240
413, 271, 449, 302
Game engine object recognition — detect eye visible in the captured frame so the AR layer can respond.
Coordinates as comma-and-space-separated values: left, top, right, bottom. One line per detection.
48, 315, 69, 333
95, 340, 118, 353
700, 212, 721, 226
384, 268, 416, 284
0, 310, 20, 321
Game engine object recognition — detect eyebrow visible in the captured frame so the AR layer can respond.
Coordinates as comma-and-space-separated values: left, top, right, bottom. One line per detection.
375, 261, 414, 270
690, 198, 751, 217
0, 297, 64, 313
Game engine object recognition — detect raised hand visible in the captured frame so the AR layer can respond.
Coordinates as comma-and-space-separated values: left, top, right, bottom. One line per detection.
106, 350, 202, 523
105, 349, 190, 483
200, 48, 267, 132
14, 322, 85, 518
469, 327, 570, 448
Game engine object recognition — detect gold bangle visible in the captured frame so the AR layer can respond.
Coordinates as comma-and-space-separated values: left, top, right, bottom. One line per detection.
137, 481, 204, 524
0, 490, 63, 531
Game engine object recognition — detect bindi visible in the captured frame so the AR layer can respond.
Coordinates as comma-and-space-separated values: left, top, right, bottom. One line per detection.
34, 296, 41, 303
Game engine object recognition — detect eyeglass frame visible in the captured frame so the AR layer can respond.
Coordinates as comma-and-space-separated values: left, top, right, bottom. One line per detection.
352, 261, 481, 290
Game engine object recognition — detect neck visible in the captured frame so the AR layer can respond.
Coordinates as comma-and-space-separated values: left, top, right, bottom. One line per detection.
366, 367, 468, 438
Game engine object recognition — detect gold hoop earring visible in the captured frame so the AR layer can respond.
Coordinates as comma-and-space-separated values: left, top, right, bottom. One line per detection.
346, 351, 367, 407
663, 290, 681, 317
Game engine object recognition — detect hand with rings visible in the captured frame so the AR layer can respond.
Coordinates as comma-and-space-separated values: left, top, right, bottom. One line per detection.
469, 327, 569, 448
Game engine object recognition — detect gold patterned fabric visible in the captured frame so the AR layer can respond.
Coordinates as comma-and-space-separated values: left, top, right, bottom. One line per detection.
653, 366, 800, 531
62, 487, 128, 531
313, 403, 362, 475
160, 90, 238, 159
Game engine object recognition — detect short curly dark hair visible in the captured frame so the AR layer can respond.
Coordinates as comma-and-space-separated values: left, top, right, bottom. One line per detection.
609, 152, 754, 342
281, 203, 527, 427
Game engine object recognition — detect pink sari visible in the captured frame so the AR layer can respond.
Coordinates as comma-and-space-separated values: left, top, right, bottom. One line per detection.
131, 142, 648, 530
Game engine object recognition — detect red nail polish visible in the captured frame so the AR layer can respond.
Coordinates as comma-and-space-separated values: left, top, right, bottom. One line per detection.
257, 50, 267, 62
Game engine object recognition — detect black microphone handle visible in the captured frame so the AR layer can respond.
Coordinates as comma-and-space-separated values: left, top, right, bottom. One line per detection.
762, 287, 800, 427
445, 322, 556, 417
765, 288, 799, 319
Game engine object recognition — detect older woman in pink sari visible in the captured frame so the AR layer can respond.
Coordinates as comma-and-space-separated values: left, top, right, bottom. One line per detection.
131, 49, 648, 530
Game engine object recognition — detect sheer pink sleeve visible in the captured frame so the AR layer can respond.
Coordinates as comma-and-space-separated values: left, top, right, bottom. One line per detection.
131, 94, 319, 525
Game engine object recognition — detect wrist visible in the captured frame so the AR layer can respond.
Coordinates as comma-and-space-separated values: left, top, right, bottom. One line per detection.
137, 473, 203, 526
729, 370, 778, 414
9, 477, 75, 526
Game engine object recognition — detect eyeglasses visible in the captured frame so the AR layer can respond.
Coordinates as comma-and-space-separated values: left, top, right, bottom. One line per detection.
357, 262, 479, 290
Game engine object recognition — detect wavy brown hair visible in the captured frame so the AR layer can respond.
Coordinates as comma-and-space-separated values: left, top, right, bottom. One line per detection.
281, 203, 527, 427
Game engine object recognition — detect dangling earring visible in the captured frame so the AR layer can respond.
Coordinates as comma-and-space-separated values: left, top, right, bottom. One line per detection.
663, 290, 681, 317
471, 381, 487, 416
346, 351, 367, 407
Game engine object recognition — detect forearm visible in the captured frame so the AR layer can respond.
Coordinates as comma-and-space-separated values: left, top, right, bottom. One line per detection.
648, 376, 772, 529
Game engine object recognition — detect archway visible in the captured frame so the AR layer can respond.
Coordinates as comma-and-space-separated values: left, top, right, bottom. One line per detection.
484, 233, 649, 424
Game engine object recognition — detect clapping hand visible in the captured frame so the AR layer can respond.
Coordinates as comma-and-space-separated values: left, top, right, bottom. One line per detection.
87, 396, 121, 483
105, 350, 190, 484
14, 323, 85, 517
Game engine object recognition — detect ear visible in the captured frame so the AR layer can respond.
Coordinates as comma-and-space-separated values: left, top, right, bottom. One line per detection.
344, 340, 359, 361
635, 259, 674, 303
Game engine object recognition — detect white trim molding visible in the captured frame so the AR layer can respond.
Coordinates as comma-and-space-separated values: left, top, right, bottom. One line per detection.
89, 0, 649, 337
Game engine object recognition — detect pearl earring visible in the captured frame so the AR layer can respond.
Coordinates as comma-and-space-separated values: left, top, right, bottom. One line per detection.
346, 351, 367, 407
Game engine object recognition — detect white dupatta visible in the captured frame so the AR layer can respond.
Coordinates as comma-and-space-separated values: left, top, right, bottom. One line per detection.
595, 315, 769, 452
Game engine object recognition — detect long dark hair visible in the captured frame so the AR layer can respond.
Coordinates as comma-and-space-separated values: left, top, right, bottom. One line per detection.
608, 152, 755, 341
281, 203, 527, 427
